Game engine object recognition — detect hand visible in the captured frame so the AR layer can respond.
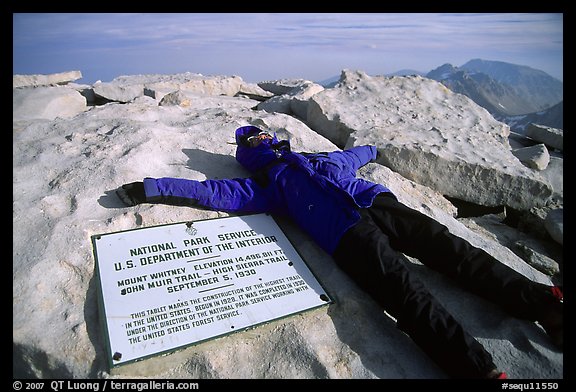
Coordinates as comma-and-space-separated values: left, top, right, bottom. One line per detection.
116, 182, 146, 206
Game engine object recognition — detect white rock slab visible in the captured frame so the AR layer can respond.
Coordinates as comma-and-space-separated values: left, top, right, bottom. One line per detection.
13, 86, 87, 121
307, 70, 553, 210
13, 70, 83, 88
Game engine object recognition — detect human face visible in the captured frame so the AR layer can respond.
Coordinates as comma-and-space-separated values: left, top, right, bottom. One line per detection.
246, 132, 273, 147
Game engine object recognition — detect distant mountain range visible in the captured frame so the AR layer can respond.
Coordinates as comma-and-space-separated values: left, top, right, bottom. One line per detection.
318, 59, 563, 133
502, 100, 563, 133
386, 69, 426, 77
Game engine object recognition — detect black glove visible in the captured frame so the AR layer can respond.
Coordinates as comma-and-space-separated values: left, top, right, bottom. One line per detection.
116, 182, 146, 206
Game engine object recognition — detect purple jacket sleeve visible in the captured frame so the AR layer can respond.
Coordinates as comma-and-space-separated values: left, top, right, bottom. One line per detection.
143, 177, 273, 213
325, 145, 378, 172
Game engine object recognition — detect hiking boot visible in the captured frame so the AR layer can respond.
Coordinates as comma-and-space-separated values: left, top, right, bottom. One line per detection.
485, 369, 507, 379
537, 286, 563, 350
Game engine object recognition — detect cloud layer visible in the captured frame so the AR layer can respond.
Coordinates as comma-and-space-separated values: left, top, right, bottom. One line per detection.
13, 13, 563, 83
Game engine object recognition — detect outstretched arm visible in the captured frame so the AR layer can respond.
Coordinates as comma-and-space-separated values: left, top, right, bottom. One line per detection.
117, 177, 273, 214
324, 145, 378, 172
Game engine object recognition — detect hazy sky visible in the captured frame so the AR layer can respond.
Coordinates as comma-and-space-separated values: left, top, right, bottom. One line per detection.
13, 13, 563, 84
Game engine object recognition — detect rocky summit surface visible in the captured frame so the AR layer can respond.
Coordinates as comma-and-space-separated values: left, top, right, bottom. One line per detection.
13, 70, 563, 379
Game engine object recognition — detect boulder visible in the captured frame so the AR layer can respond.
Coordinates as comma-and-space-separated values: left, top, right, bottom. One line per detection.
236, 82, 275, 101
307, 70, 553, 211
13, 70, 83, 88
513, 241, 560, 276
544, 208, 563, 245
13, 86, 87, 121
257, 78, 312, 95
158, 90, 191, 107
457, 213, 562, 278
512, 144, 550, 170
92, 81, 145, 103
541, 157, 563, 203
92, 73, 244, 103
257, 82, 324, 121
525, 123, 563, 151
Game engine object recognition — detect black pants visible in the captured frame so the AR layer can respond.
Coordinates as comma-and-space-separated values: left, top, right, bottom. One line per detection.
333, 194, 552, 378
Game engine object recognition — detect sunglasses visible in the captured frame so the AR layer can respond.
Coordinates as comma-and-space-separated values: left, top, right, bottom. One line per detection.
246, 132, 273, 147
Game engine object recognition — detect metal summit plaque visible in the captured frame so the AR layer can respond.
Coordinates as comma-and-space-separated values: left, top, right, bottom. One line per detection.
91, 214, 332, 367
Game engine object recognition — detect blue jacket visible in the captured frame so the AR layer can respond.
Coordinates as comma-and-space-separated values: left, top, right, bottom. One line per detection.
143, 126, 394, 254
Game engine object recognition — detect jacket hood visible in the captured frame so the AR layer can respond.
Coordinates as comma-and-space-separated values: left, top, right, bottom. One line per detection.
235, 126, 289, 172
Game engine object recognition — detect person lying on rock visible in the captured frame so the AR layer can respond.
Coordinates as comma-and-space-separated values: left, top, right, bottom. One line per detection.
116, 125, 562, 379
